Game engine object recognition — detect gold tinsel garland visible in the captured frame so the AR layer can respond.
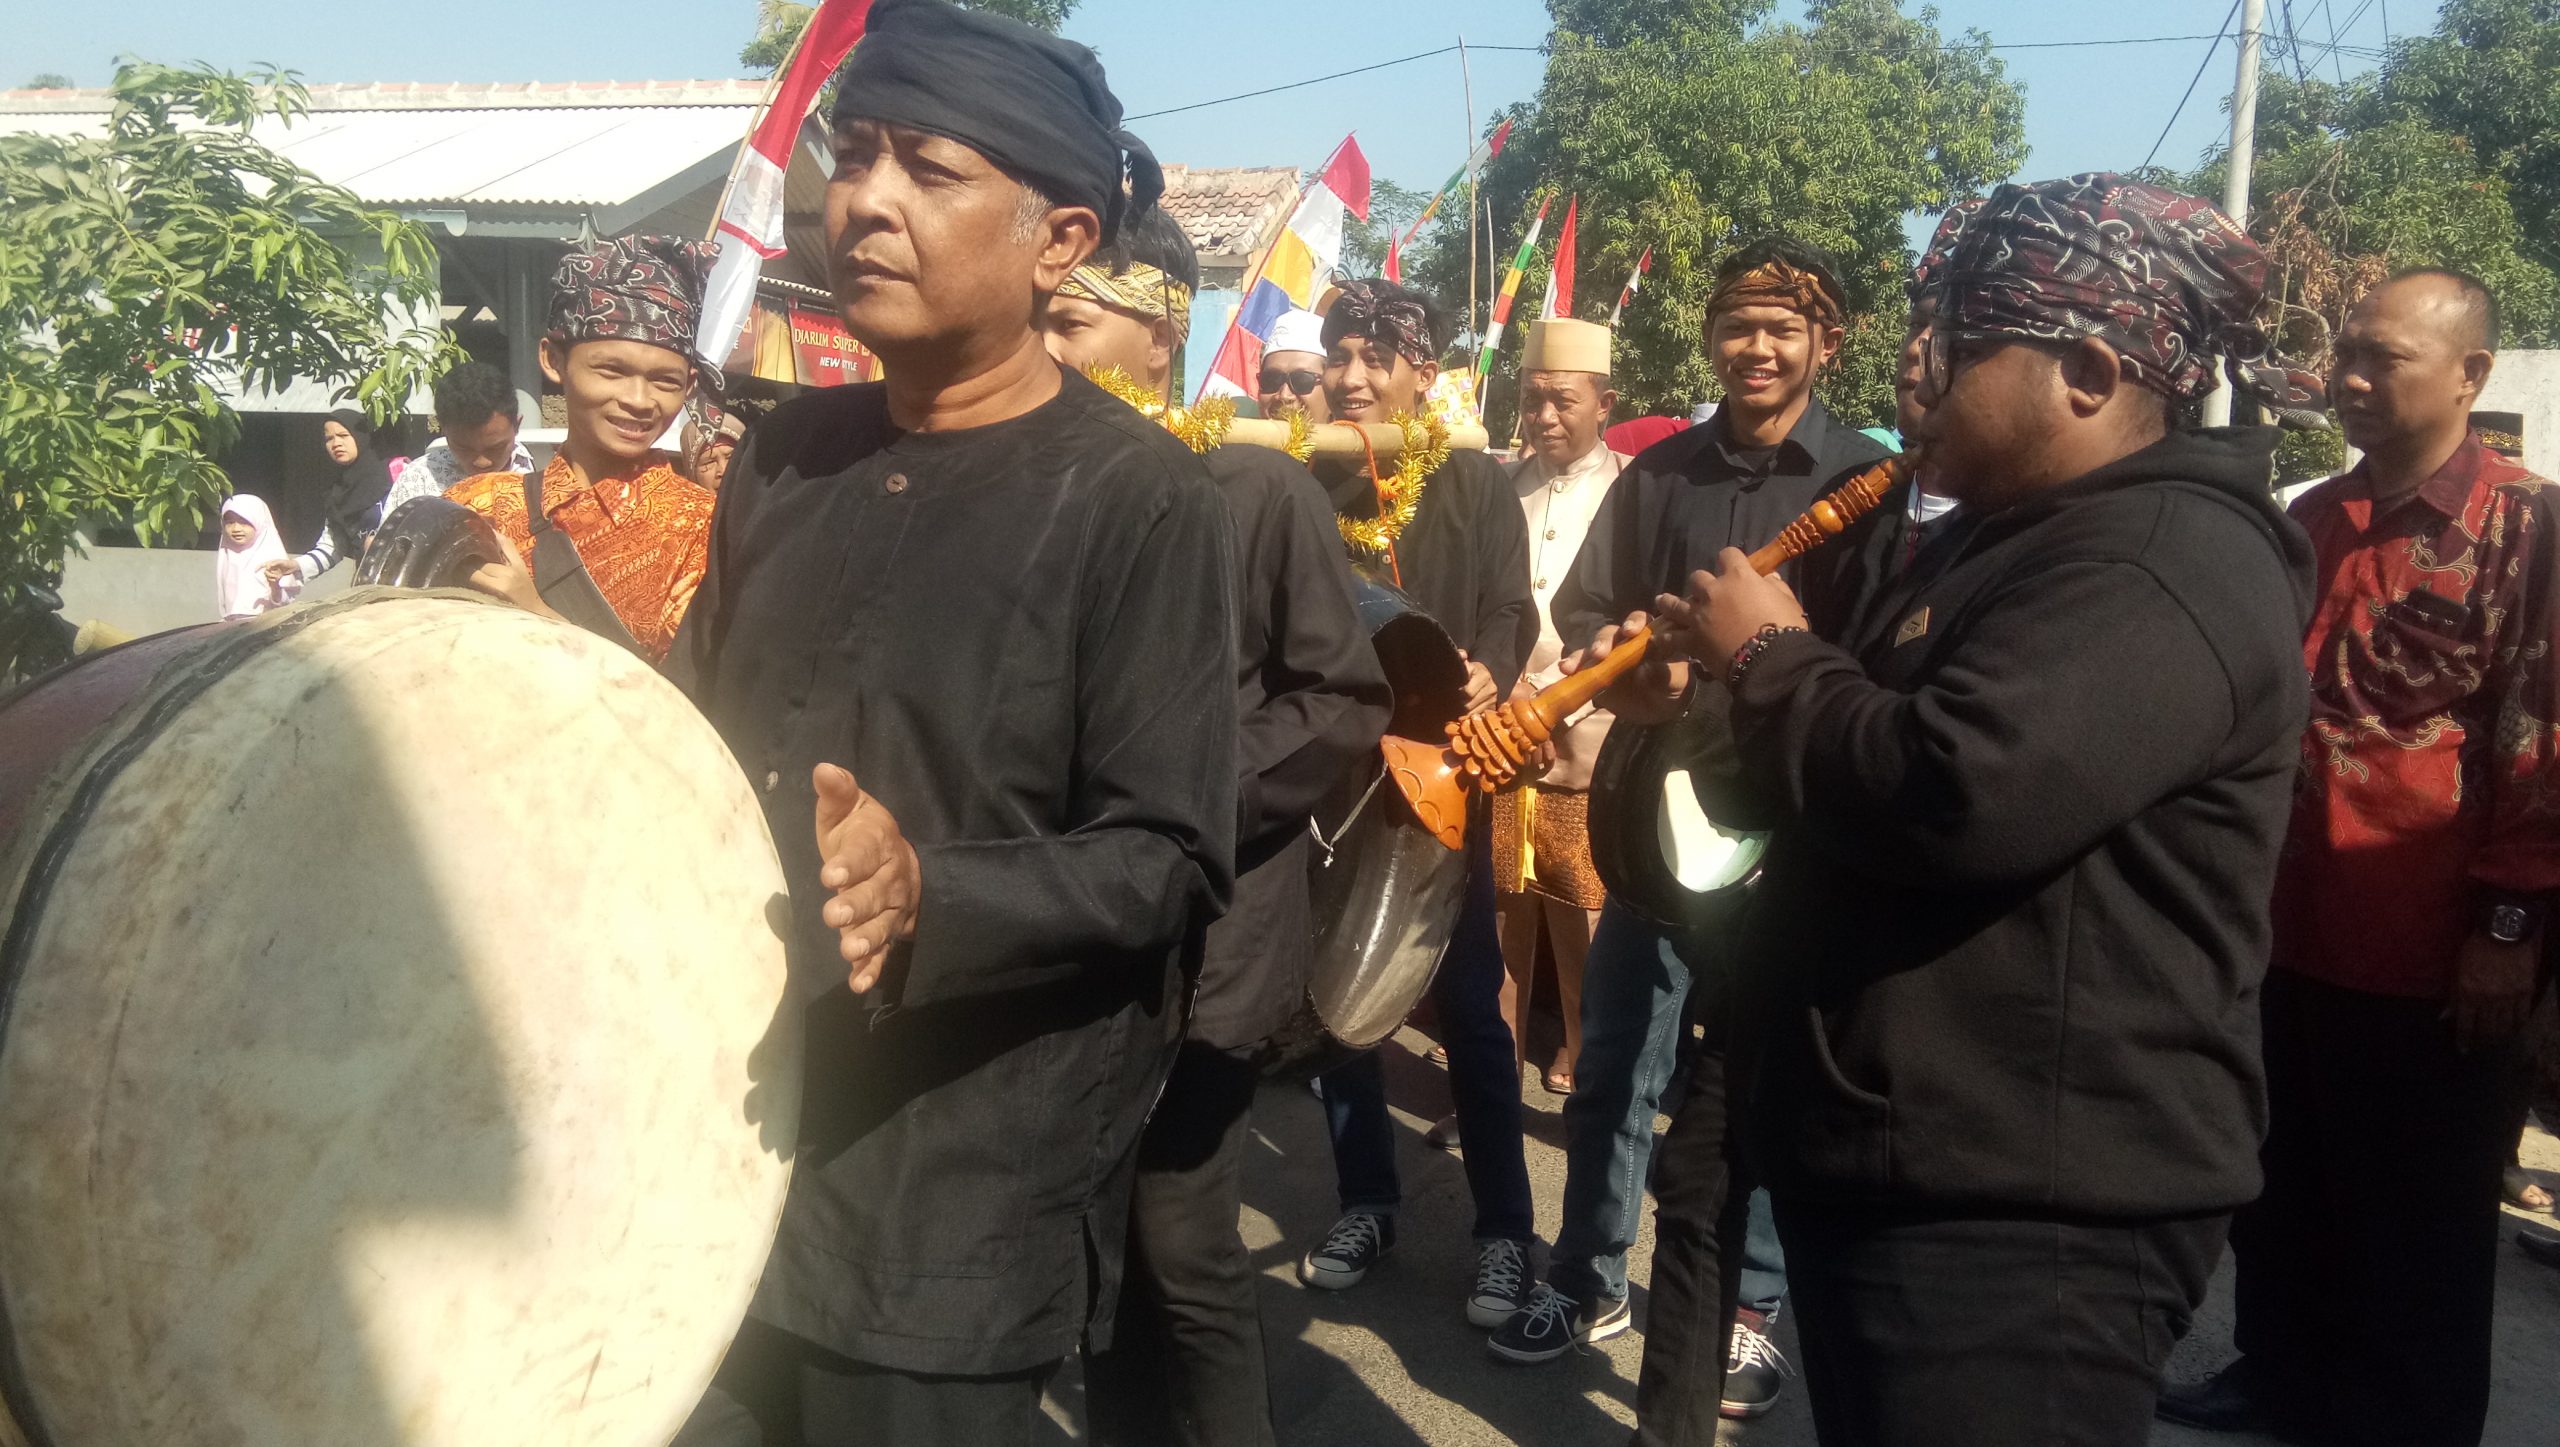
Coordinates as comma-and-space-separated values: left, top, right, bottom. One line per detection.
1083, 364, 1235, 454
1335, 413, 1450, 558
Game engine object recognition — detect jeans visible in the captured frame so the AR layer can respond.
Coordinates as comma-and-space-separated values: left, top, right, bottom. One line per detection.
1777, 1201, 2225, 1447
1631, 970, 1748, 1447
1548, 900, 1700, 1305
1738, 1187, 1787, 1318
2232, 969, 2525, 1447
1321, 810, 1533, 1241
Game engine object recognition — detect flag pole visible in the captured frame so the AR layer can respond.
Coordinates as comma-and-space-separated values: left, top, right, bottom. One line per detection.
1459, 35, 1479, 352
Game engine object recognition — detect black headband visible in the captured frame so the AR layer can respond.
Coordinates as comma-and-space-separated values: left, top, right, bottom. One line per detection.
831, 0, 1162, 241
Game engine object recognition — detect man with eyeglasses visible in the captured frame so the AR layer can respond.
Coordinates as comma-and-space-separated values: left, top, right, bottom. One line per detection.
1255, 307, 1330, 422
1646, 174, 2321, 1446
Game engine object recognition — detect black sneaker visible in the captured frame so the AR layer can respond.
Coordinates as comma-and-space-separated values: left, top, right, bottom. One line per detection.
1466, 1237, 1532, 1326
1487, 1283, 1632, 1363
1298, 1212, 1394, 1290
1720, 1308, 1790, 1419
1426, 1113, 1462, 1152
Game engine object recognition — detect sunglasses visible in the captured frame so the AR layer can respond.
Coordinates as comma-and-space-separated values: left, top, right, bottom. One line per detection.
1258, 367, 1323, 396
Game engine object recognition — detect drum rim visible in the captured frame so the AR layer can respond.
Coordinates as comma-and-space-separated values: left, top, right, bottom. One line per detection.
0, 590, 501, 1447
1588, 715, 1768, 930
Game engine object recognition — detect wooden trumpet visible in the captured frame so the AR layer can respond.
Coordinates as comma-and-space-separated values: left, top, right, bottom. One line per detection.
1381, 455, 1910, 850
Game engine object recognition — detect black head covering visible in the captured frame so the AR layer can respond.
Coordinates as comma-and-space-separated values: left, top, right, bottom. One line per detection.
321, 408, 393, 553
829, 0, 1163, 241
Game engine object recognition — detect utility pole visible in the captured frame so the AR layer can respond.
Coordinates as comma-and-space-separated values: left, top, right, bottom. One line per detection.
2203, 0, 2266, 427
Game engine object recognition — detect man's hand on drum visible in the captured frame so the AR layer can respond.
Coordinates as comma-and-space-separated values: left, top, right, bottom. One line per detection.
813, 762, 921, 993
464, 531, 563, 624
1562, 612, 1689, 725
1654, 550, 1808, 666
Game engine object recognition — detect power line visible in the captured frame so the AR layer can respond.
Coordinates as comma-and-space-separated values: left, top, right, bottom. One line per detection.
1124, 29, 2362, 124
2141, 0, 2241, 173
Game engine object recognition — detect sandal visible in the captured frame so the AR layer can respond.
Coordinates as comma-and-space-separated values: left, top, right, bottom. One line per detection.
1544, 1063, 1574, 1096
2505, 1167, 2555, 1213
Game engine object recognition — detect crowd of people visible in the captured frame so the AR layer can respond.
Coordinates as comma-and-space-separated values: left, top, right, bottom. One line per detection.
200, 1, 2555, 1443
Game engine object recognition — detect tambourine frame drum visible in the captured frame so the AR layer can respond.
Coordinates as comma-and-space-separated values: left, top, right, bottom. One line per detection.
0, 590, 798, 1447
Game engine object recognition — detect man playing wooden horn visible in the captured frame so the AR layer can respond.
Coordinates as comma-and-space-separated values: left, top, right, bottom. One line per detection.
1039, 202, 1391, 1447
1493, 240, 1887, 1439
1650, 174, 2321, 1447
1295, 276, 1542, 1334
664, 1, 1238, 1440
1493, 316, 1626, 1098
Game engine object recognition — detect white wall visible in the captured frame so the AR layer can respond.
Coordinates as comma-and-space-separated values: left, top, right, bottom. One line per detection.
2480, 348, 2560, 481
57, 547, 351, 641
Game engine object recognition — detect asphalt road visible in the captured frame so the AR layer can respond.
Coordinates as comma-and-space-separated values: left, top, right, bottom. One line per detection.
1041, 1026, 2560, 1446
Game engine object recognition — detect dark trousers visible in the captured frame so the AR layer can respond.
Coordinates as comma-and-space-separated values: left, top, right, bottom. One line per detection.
2232, 968, 2523, 1447
673, 1318, 1056, 1447
1630, 966, 1749, 1447
1776, 1202, 2226, 1447
1085, 1042, 1275, 1447
1321, 811, 1534, 1241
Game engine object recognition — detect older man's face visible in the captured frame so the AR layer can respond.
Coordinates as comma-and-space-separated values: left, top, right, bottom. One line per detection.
1517, 370, 1613, 468
825, 118, 1095, 355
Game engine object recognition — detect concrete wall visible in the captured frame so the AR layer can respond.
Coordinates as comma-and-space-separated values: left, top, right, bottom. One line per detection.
57, 546, 352, 641
2480, 348, 2560, 481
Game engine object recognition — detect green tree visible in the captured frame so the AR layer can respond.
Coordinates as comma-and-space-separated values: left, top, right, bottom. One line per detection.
2382, 0, 2560, 278
0, 60, 455, 678
1405, 0, 2026, 433
23, 74, 74, 90
742, 0, 1078, 71
1339, 178, 1431, 276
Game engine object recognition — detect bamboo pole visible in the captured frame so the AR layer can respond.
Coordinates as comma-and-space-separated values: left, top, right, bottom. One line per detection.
1223, 417, 1489, 458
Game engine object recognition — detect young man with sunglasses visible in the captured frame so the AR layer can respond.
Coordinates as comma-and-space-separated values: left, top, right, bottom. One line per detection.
1649, 174, 2319, 1446
1255, 307, 1330, 422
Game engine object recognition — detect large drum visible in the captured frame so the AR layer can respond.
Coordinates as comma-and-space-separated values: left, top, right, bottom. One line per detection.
0, 590, 798, 1447
1258, 579, 1471, 1079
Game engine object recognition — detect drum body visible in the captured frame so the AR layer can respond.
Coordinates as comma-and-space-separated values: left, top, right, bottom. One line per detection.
1258, 579, 1470, 1079
0, 590, 799, 1447
1587, 678, 1769, 931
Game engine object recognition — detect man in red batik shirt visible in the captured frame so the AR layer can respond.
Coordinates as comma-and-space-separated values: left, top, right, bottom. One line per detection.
2164, 269, 2560, 1447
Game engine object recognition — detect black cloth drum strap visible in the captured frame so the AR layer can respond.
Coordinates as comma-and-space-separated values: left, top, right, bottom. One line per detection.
521, 466, 644, 656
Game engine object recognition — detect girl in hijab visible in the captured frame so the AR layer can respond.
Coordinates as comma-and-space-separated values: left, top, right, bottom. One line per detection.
215, 495, 300, 619
272, 410, 394, 585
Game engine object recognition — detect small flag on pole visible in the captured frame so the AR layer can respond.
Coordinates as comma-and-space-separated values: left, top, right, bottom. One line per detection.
698, 0, 873, 371
1610, 247, 1654, 325
1198, 135, 1373, 402
1537, 195, 1579, 321
1473, 194, 1551, 406
1385, 117, 1512, 284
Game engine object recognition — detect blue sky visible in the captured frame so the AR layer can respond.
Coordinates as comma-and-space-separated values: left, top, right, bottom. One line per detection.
13, 0, 2432, 200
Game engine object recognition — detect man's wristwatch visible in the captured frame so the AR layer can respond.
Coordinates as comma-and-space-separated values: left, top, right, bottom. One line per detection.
2479, 896, 2546, 945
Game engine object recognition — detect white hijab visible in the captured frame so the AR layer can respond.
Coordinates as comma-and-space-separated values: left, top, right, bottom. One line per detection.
215, 495, 295, 619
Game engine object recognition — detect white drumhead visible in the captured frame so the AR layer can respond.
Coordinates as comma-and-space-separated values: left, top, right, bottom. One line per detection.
1658, 766, 1766, 894
0, 594, 797, 1447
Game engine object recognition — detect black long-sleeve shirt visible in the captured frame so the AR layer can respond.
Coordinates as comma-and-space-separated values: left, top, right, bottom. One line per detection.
666, 370, 1238, 1374
1553, 400, 1890, 651
1194, 444, 1391, 1049
1316, 446, 1535, 694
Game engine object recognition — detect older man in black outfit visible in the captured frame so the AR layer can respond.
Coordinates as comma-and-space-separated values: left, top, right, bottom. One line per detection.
667, 2, 1237, 1442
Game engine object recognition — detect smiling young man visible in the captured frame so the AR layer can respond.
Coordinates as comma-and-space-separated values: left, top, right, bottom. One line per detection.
2164, 270, 2560, 1447
1039, 204, 1390, 1447
1293, 276, 1540, 1334
662, 2, 1238, 1442
445, 236, 718, 664
1497, 241, 1885, 1438
1653, 175, 2320, 1447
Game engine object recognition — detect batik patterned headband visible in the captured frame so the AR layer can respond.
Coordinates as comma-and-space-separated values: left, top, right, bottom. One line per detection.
1056, 262, 1194, 346
1707, 260, 1845, 329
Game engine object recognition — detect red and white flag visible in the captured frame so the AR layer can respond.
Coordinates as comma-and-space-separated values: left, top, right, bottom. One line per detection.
1537, 194, 1578, 321
698, 0, 873, 370
1610, 246, 1653, 324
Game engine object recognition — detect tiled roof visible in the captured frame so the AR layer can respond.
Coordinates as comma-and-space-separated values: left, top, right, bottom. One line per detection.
1157, 164, 1299, 259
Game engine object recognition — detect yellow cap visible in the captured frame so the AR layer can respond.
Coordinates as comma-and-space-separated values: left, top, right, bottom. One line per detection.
1521, 317, 1611, 376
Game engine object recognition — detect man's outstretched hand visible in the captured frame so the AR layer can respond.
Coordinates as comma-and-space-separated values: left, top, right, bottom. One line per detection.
813, 762, 921, 994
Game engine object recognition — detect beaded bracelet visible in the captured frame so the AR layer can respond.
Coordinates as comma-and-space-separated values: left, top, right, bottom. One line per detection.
1727, 623, 1808, 689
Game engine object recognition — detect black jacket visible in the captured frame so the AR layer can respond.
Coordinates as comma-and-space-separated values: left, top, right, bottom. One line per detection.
1194, 445, 1391, 1049
1724, 427, 2315, 1220
1318, 447, 1536, 695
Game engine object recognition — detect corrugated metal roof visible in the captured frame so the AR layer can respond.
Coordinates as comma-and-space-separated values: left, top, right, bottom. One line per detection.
0, 81, 766, 210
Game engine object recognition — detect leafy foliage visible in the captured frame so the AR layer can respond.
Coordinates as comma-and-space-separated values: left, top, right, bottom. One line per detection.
2381, 0, 2560, 280
0, 60, 455, 677
22, 74, 74, 90
1398, 0, 2026, 434
742, 0, 1078, 71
